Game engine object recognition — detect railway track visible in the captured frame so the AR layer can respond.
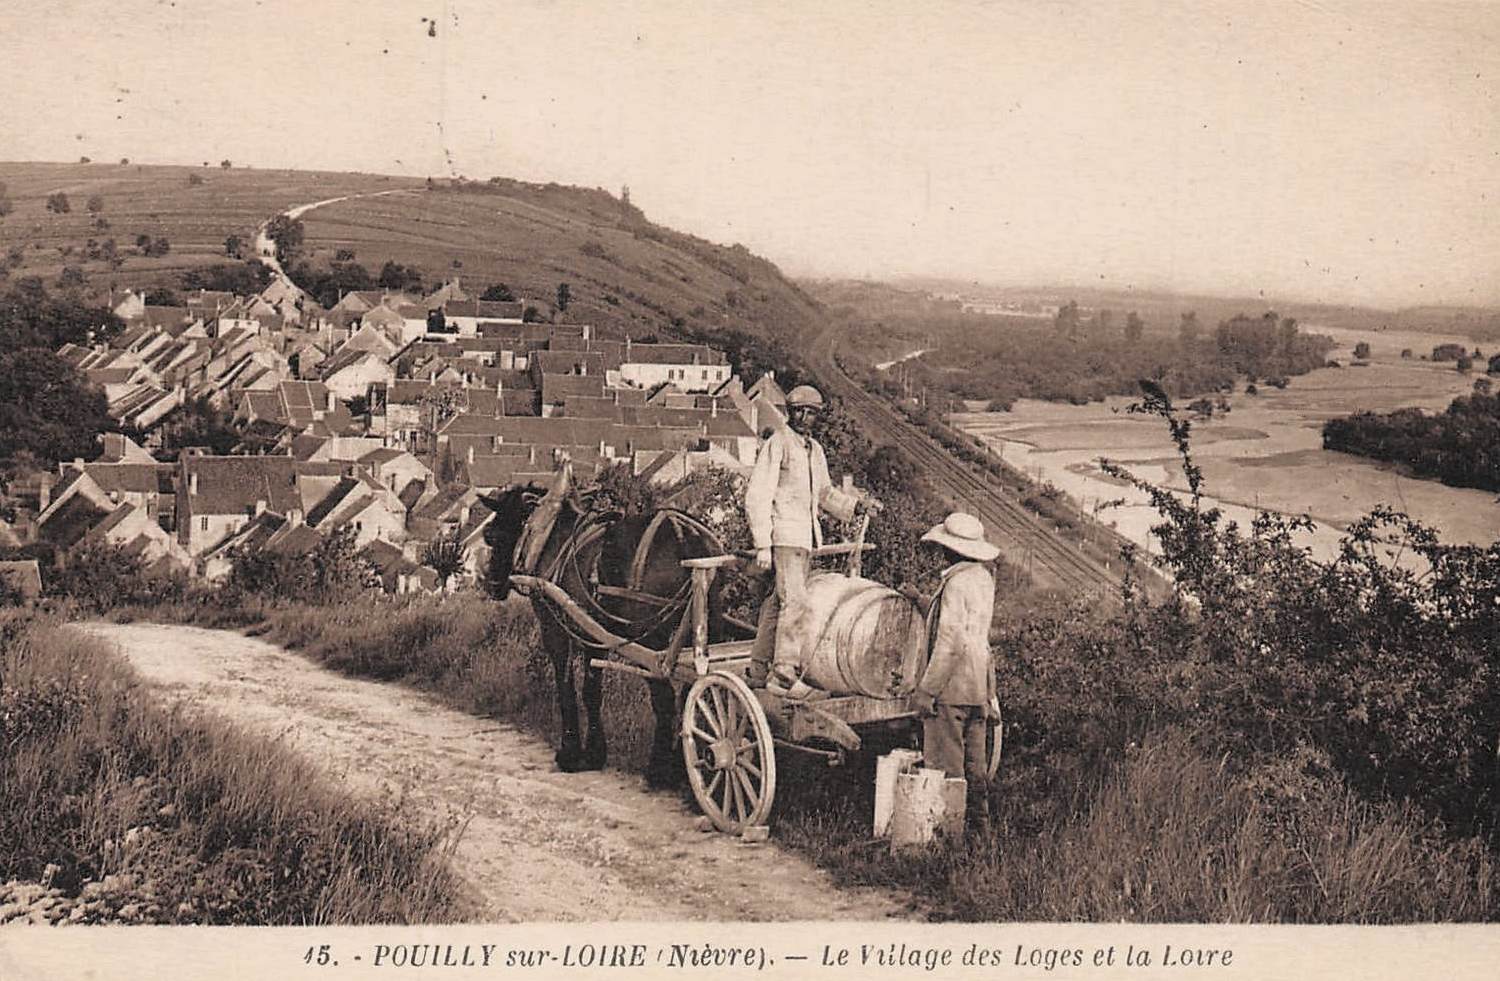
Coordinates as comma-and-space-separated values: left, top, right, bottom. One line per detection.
817, 337, 1123, 597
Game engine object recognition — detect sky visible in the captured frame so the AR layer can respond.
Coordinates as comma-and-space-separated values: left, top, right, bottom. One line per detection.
2, 0, 1496, 308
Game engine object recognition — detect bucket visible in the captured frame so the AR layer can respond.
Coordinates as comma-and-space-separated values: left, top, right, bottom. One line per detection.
888, 767, 968, 851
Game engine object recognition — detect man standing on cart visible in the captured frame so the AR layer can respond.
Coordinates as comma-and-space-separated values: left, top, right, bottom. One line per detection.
744, 383, 863, 699
908, 512, 1002, 831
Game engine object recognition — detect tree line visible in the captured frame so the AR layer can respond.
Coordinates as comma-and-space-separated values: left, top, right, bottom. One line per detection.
1323, 387, 1500, 492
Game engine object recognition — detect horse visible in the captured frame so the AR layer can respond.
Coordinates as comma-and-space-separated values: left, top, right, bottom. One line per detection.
484, 462, 742, 787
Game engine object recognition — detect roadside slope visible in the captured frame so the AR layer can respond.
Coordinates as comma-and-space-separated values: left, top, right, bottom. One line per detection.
72, 621, 906, 923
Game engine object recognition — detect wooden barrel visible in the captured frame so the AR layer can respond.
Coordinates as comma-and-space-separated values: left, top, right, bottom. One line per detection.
800, 573, 926, 698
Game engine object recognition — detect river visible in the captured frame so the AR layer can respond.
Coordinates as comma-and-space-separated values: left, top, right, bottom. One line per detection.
952, 323, 1499, 563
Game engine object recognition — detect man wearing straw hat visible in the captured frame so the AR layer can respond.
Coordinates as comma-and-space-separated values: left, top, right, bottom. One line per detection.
909, 512, 1001, 830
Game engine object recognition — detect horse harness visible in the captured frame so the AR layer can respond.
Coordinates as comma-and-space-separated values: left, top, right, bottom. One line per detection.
534, 506, 723, 658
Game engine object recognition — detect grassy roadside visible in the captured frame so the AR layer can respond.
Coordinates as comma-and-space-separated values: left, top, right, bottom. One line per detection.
99, 586, 1499, 923
0, 610, 465, 925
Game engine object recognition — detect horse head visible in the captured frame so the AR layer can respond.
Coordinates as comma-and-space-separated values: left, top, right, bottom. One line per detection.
484, 459, 601, 596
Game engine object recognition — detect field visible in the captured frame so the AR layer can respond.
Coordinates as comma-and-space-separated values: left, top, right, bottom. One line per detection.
0, 162, 827, 359
0, 161, 409, 290
957, 328, 1498, 563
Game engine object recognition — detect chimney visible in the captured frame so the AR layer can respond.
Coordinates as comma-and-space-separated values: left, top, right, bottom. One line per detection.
286, 508, 303, 528
254, 498, 267, 516
528, 445, 537, 466
325, 389, 336, 412
711, 401, 718, 418
458, 504, 470, 525
466, 445, 475, 465
583, 324, 592, 341
189, 472, 199, 495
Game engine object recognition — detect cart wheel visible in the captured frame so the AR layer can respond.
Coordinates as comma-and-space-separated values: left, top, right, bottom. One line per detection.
681, 671, 776, 833
987, 706, 1003, 780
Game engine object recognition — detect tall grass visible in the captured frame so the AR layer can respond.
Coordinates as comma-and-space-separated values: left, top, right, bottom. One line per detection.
107, 587, 1500, 922
775, 731, 1493, 922
0, 610, 464, 924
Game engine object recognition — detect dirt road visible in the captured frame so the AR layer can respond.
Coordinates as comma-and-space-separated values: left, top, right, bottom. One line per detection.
253, 189, 409, 300
73, 622, 907, 922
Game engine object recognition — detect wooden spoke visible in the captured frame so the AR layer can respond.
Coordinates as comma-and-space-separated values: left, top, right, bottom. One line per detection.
732, 768, 758, 808
702, 697, 723, 736
688, 725, 716, 744
719, 767, 736, 818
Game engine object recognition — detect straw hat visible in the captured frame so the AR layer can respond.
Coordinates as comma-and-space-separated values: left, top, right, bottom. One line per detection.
921, 512, 1000, 561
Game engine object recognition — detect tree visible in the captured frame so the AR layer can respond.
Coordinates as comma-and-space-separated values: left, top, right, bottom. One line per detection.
0, 349, 112, 462
151, 236, 170, 257
334, 248, 357, 262
556, 282, 571, 313
0, 278, 123, 350
142, 287, 180, 306
220, 159, 232, 169
56, 266, 85, 290
1353, 341, 1372, 360
481, 283, 515, 302
1053, 300, 1080, 335
1093, 308, 1114, 335
119, 157, 129, 165
85, 194, 104, 214
422, 528, 468, 589
187, 173, 205, 186
45, 192, 71, 214
522, 305, 542, 323
1456, 355, 1473, 373
78, 156, 90, 164
377, 259, 422, 291
156, 394, 240, 456
1179, 311, 1201, 346
265, 215, 304, 265
1488, 353, 1500, 376
224, 234, 242, 258
1124, 311, 1145, 344
181, 260, 272, 294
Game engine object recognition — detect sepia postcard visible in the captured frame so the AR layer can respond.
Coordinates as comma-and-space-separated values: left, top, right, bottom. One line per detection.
1, 1, 1497, 978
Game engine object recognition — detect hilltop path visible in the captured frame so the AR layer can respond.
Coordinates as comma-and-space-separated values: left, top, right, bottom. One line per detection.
71, 622, 906, 922
254, 189, 410, 301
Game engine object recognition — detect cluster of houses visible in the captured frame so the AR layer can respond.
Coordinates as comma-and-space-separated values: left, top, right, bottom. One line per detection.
6, 277, 795, 595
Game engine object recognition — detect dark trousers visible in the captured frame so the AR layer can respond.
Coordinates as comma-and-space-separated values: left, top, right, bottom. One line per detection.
922, 704, 991, 827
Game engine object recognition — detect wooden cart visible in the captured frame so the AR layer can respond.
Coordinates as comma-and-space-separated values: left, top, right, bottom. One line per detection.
510, 538, 1001, 835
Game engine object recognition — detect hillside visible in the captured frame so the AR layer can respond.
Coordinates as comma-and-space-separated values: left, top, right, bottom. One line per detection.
0, 162, 408, 288
0, 162, 828, 360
